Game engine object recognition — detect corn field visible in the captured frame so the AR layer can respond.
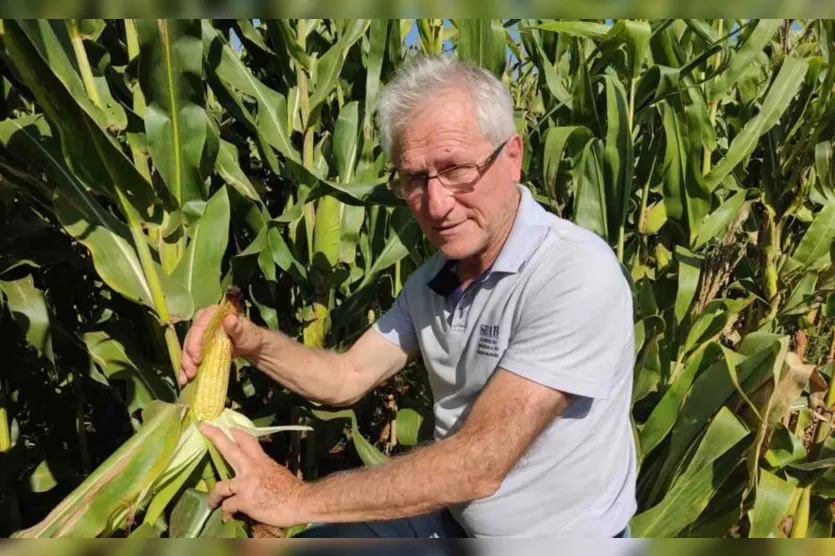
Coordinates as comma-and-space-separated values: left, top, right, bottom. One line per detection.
0, 18, 833, 538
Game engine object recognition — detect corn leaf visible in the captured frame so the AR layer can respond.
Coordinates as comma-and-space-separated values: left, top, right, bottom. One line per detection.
143, 447, 205, 527
84, 330, 176, 414
308, 20, 370, 115
362, 19, 387, 137
764, 423, 807, 468
655, 337, 787, 499
202, 21, 393, 207
574, 139, 608, 239
199, 507, 244, 537
265, 19, 310, 70
354, 207, 421, 292
3, 19, 157, 215
0, 276, 54, 363
536, 21, 611, 39
780, 271, 819, 316
674, 246, 702, 327
312, 408, 388, 467
542, 125, 594, 200
748, 352, 814, 485
245, 205, 307, 281
693, 190, 748, 250
169, 488, 212, 538
791, 203, 835, 269
748, 470, 796, 538
631, 407, 750, 538
456, 19, 507, 78
661, 102, 687, 227
11, 402, 186, 538
708, 20, 781, 101
603, 75, 633, 246
173, 185, 230, 311
53, 194, 191, 322
639, 345, 712, 459
525, 28, 572, 105
396, 408, 424, 447
814, 140, 834, 203
215, 139, 260, 201
0, 117, 173, 316
137, 19, 209, 210
607, 19, 651, 80
705, 57, 808, 191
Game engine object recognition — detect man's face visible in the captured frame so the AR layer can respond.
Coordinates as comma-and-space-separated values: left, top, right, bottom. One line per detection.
394, 88, 522, 262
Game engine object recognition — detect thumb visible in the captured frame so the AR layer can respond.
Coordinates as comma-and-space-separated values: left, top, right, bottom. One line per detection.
222, 314, 262, 356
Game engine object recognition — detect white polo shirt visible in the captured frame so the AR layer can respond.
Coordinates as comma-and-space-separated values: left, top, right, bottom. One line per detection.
373, 184, 637, 537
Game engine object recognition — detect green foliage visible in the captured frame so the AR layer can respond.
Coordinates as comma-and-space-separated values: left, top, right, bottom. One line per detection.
0, 18, 834, 538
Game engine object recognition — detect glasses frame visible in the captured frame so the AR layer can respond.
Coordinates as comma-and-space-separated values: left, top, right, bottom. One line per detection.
388, 140, 508, 200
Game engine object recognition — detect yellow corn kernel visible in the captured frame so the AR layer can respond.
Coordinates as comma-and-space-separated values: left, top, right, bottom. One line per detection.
191, 286, 243, 421
193, 328, 233, 421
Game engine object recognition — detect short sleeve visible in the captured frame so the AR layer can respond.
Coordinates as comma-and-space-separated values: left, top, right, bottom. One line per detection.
499, 243, 633, 400
373, 288, 419, 351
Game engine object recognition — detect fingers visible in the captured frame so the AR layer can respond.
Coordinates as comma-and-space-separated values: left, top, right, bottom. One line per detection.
230, 428, 266, 459
200, 423, 245, 474
178, 306, 217, 386
221, 496, 242, 518
209, 478, 236, 509
186, 307, 216, 362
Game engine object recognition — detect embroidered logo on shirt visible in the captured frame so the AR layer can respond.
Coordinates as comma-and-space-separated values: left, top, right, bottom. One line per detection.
477, 324, 500, 357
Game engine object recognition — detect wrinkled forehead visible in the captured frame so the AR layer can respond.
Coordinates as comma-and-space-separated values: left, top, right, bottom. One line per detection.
392, 87, 487, 160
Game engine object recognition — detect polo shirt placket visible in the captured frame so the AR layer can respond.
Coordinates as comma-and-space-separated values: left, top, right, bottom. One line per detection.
428, 261, 494, 331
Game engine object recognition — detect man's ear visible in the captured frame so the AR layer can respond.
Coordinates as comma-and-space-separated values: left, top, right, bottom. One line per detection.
506, 134, 523, 182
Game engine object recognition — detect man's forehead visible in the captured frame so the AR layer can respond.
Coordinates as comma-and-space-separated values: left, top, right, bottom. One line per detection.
395, 129, 487, 169
401, 87, 478, 129
395, 116, 488, 164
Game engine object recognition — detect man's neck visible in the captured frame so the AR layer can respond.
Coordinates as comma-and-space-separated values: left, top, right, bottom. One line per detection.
455, 188, 521, 287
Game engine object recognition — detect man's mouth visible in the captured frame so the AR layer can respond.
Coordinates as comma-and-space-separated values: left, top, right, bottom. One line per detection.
434, 221, 465, 234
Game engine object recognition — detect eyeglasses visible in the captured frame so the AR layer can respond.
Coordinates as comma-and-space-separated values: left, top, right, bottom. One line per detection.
388, 140, 507, 200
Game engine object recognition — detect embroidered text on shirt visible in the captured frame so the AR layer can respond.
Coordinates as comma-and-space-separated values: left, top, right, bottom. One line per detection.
477, 324, 500, 357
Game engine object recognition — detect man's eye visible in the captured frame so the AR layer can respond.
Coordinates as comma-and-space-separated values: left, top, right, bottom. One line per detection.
405, 174, 427, 188
443, 166, 478, 183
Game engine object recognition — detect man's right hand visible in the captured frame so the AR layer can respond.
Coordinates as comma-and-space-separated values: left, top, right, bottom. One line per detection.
178, 306, 265, 387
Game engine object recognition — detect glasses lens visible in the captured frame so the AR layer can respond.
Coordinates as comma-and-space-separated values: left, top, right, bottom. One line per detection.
440, 165, 479, 188
393, 173, 426, 199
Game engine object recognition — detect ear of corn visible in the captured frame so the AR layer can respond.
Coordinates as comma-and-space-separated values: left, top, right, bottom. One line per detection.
192, 287, 243, 421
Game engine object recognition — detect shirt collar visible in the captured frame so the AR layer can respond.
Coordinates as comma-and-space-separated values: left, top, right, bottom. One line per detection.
490, 184, 550, 274
427, 184, 549, 296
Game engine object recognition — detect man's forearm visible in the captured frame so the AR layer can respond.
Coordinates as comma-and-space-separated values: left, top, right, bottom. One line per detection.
246, 328, 352, 405
295, 432, 499, 525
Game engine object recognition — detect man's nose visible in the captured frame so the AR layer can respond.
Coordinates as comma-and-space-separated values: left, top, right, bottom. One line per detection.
425, 177, 454, 220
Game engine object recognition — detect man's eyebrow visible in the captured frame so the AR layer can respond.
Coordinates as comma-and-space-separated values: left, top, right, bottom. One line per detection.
400, 154, 467, 173
398, 167, 428, 176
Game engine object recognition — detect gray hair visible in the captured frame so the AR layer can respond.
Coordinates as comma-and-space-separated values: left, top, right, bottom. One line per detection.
376, 56, 517, 161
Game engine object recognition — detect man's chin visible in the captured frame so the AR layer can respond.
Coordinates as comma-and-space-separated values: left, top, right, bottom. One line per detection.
437, 241, 479, 261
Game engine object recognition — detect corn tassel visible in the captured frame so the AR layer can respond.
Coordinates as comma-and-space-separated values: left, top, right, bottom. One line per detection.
192, 287, 243, 421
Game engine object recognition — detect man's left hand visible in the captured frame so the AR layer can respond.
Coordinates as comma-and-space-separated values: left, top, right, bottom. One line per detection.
199, 423, 307, 528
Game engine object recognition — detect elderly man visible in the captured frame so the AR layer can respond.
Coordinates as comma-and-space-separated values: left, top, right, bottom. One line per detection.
179, 56, 637, 538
